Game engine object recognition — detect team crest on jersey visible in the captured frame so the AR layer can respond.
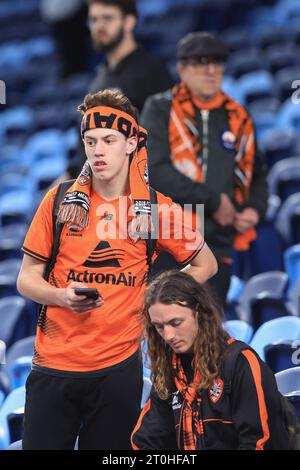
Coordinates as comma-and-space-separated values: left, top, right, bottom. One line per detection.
208, 378, 224, 404
220, 130, 236, 151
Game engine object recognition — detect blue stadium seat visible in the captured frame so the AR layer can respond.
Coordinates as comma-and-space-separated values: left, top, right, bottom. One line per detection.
0, 190, 34, 226
284, 244, 300, 293
30, 157, 66, 191
236, 271, 289, 324
265, 339, 300, 373
237, 70, 275, 105
275, 366, 300, 419
274, 0, 300, 27
250, 316, 300, 361
0, 390, 4, 408
24, 129, 66, 163
0, 296, 26, 347
268, 157, 300, 201
223, 320, 254, 343
226, 48, 267, 79
0, 259, 22, 297
264, 43, 299, 74
0, 386, 25, 448
4, 336, 34, 390
141, 340, 151, 379
248, 221, 284, 274
286, 279, 300, 317
278, 98, 300, 133
6, 336, 35, 364
141, 377, 152, 409
251, 296, 291, 331
8, 356, 32, 390
226, 275, 245, 303
275, 192, 300, 247
260, 128, 298, 168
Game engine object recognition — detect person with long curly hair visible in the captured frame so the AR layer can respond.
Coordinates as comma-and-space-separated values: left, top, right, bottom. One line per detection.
131, 270, 292, 450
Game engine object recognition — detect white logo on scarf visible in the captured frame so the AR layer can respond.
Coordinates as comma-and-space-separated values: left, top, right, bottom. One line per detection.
172, 391, 182, 410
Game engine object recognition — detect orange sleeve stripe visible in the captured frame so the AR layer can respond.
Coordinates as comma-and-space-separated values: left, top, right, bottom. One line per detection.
241, 350, 270, 450
130, 399, 152, 450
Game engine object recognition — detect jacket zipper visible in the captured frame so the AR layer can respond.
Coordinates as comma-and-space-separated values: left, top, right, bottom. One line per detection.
200, 110, 209, 182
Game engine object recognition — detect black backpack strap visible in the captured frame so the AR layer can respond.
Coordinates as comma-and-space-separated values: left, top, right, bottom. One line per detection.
43, 179, 75, 281
145, 187, 158, 274
221, 340, 249, 394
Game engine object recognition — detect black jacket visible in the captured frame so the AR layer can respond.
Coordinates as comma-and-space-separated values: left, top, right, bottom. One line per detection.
141, 90, 268, 258
131, 341, 292, 450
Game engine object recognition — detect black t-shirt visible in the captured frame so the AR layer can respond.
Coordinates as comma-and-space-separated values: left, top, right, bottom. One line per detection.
68, 45, 174, 178
90, 45, 174, 113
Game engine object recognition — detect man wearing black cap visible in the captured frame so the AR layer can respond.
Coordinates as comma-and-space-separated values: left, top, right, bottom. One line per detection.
141, 32, 268, 308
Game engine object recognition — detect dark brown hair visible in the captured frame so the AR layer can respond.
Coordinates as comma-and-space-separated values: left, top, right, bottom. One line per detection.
142, 270, 229, 400
86, 0, 138, 17
78, 88, 139, 122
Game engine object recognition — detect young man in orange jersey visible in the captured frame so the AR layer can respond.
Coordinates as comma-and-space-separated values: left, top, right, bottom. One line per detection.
17, 89, 217, 450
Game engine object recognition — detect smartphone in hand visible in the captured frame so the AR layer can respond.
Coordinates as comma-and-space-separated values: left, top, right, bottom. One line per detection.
74, 287, 100, 300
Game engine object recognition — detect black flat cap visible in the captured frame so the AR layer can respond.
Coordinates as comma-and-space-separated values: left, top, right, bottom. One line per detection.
176, 31, 229, 62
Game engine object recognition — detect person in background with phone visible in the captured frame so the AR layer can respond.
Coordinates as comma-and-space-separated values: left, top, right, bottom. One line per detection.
17, 89, 217, 450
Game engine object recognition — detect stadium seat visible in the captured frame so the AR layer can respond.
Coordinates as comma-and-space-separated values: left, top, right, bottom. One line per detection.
0, 258, 21, 293
237, 70, 275, 105
226, 275, 245, 303
274, 0, 300, 27
0, 296, 26, 347
268, 157, 300, 201
4, 336, 34, 390
236, 271, 289, 324
141, 340, 151, 379
250, 296, 291, 331
278, 98, 300, 133
286, 279, 300, 316
0, 390, 4, 408
264, 43, 299, 74
8, 356, 32, 390
248, 221, 284, 275
226, 48, 267, 79
260, 128, 298, 168
275, 192, 300, 247
223, 320, 254, 343
250, 316, 300, 361
141, 377, 152, 409
265, 339, 300, 373
275, 366, 300, 419
284, 244, 300, 292
0, 191, 34, 226
0, 386, 25, 448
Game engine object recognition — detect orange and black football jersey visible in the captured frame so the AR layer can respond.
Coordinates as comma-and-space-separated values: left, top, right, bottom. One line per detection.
22, 185, 204, 373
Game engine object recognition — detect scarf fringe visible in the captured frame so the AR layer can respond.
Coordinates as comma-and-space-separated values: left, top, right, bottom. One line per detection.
57, 203, 89, 231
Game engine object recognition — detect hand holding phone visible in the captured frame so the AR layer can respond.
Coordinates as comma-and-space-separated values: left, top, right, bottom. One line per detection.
74, 287, 100, 300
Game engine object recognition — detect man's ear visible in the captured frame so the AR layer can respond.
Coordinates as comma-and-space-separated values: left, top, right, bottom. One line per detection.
126, 136, 138, 155
124, 14, 137, 34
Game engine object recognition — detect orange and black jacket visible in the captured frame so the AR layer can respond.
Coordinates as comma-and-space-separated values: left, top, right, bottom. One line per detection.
131, 341, 291, 450
141, 90, 268, 259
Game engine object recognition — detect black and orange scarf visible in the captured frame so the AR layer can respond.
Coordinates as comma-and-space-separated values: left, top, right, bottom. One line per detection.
172, 352, 203, 450
169, 83, 256, 250
57, 106, 151, 240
